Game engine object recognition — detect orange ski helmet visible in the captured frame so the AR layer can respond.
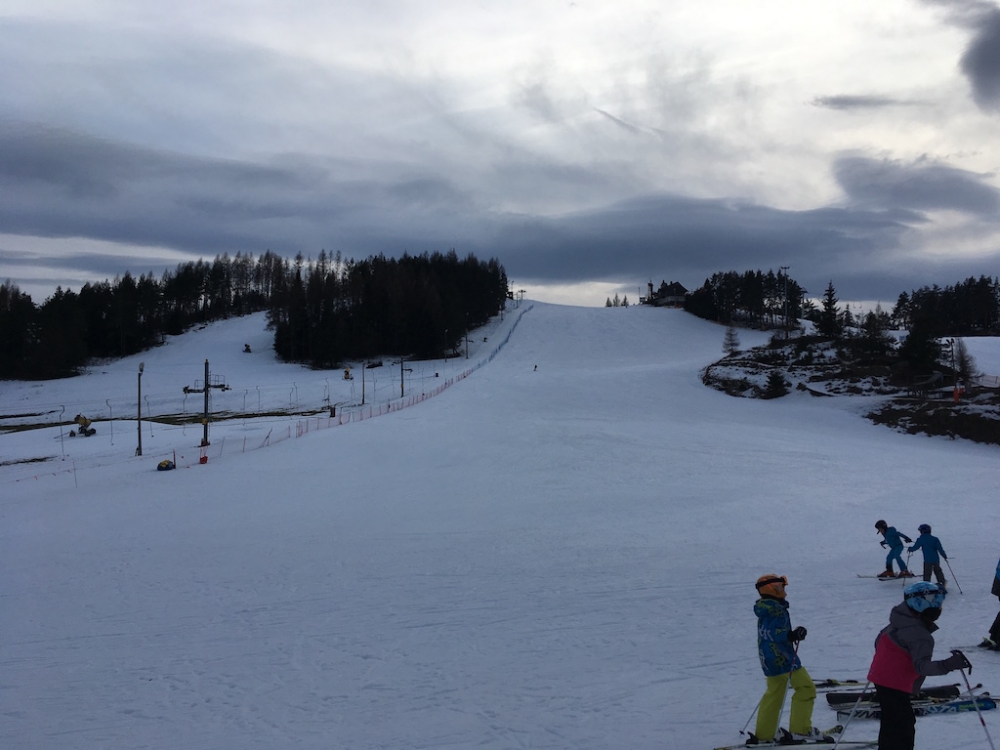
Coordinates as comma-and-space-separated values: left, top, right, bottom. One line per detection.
756, 574, 788, 599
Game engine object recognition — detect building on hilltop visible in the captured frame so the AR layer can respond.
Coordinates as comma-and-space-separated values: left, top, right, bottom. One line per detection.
642, 280, 688, 307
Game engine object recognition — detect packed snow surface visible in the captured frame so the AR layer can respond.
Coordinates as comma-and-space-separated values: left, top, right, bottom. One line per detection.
3, 303, 999, 749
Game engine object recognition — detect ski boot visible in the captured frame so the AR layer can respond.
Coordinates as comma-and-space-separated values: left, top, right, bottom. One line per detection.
878, 569, 895, 578
897, 570, 915, 578
775, 728, 805, 745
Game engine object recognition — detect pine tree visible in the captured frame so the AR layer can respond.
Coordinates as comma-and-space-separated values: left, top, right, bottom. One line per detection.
954, 338, 978, 391
723, 326, 740, 356
818, 281, 842, 339
898, 317, 940, 377
860, 304, 894, 355
764, 370, 789, 398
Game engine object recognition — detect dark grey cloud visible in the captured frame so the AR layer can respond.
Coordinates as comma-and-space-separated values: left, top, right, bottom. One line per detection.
812, 95, 916, 110
493, 192, 1000, 303
3, 122, 1000, 307
922, 0, 1000, 112
834, 156, 1000, 214
0, 124, 472, 258
492, 195, 913, 295
960, 6, 1000, 111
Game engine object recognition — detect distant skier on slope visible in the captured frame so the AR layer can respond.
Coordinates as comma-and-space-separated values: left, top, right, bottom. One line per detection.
748, 574, 827, 745
875, 520, 914, 578
907, 524, 947, 587
868, 581, 971, 750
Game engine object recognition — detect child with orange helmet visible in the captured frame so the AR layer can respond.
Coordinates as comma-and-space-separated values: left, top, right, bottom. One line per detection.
748, 574, 825, 745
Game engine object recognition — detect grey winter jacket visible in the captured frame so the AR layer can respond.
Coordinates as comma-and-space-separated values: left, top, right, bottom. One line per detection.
875, 602, 953, 692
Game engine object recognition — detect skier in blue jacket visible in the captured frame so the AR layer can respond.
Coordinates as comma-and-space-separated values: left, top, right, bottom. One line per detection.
876, 520, 914, 578
907, 524, 947, 587
749, 574, 826, 745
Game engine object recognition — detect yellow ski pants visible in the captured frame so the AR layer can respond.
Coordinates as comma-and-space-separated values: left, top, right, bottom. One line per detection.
755, 666, 816, 741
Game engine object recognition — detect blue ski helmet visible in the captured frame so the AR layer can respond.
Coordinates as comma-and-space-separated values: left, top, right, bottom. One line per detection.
904, 581, 946, 612
918, 524, 931, 534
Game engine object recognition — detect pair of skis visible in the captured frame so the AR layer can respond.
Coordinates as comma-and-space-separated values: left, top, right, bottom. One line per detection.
714, 725, 876, 750
837, 694, 996, 720
823, 677, 993, 719
825, 683, 961, 707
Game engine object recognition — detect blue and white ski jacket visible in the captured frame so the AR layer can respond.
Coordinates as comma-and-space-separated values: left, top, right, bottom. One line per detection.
755, 597, 802, 677
908, 532, 947, 564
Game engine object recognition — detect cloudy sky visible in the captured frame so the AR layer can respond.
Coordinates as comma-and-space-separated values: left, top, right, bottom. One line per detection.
1, 0, 999, 307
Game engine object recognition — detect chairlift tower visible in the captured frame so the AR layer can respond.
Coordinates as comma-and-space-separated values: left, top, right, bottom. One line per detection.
183, 359, 230, 446
397, 359, 413, 397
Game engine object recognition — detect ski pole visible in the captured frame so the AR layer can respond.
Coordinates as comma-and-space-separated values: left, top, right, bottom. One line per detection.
944, 558, 963, 594
739, 696, 763, 736
831, 680, 869, 750
956, 659, 995, 750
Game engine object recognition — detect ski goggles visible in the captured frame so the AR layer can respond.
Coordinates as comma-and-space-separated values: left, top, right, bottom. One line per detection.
756, 575, 788, 590
906, 588, 946, 609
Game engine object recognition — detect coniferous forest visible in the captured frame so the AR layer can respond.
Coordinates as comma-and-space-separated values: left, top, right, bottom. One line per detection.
684, 270, 1000, 338
0, 250, 508, 380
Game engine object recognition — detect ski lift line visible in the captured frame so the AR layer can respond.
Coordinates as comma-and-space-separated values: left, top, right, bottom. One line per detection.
1, 310, 524, 420
1, 357, 483, 421
2, 307, 533, 484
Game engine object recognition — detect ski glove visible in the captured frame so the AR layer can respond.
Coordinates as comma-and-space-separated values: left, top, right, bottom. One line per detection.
880, 542, 887, 548
789, 626, 807, 643
943, 649, 972, 673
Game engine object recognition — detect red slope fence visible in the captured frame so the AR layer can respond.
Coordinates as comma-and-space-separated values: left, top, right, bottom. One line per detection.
3, 305, 533, 486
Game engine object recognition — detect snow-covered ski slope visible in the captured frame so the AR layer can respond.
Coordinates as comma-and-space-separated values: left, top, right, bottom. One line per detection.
3, 303, 999, 750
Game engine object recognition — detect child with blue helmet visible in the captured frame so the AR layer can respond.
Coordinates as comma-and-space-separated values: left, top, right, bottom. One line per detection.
907, 524, 947, 587
868, 581, 970, 750
875, 519, 914, 578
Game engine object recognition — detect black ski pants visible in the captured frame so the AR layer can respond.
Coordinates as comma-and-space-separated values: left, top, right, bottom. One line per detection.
874, 685, 915, 750
921, 562, 945, 585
